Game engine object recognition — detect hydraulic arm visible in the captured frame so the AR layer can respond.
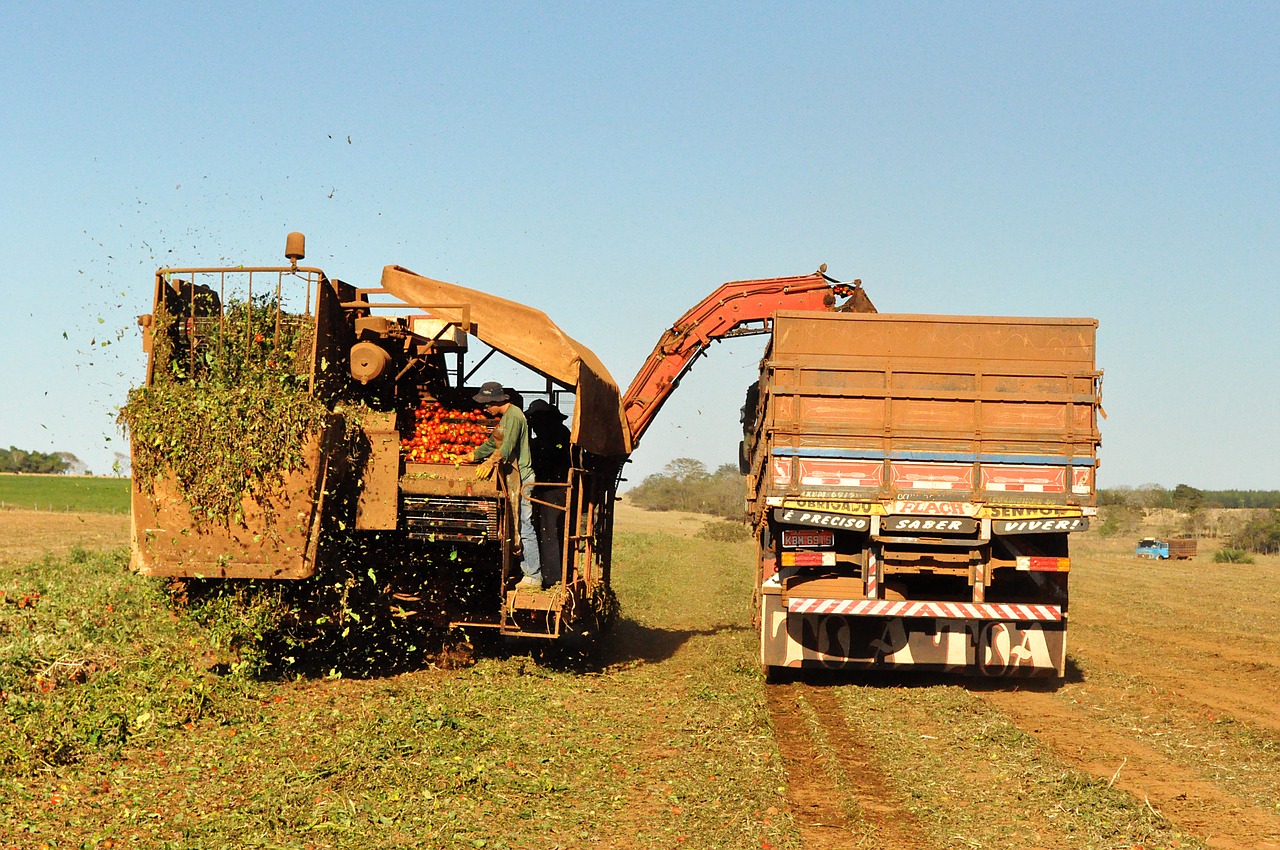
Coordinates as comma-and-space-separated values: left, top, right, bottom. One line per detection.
621, 270, 875, 446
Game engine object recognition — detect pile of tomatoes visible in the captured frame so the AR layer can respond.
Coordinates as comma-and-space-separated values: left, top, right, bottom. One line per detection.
401, 399, 494, 465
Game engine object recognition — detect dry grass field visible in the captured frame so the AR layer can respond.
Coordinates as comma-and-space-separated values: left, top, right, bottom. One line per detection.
612, 502, 720, 537
2, 502, 1278, 849
0, 510, 129, 566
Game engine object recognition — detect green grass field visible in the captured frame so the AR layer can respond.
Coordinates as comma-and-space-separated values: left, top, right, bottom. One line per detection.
0, 474, 130, 514
0, 523, 795, 849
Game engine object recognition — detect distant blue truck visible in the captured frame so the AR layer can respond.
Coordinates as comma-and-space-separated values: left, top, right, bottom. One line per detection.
1135, 537, 1197, 560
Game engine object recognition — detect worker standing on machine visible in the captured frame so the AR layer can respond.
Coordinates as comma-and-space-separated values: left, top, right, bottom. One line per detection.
471, 381, 542, 590
526, 398, 572, 586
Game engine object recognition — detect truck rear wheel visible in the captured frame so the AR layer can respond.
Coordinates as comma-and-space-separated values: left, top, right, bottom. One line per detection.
762, 664, 792, 685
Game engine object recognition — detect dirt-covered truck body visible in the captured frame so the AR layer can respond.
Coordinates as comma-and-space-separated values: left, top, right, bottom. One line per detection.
127, 237, 629, 640
749, 311, 1101, 677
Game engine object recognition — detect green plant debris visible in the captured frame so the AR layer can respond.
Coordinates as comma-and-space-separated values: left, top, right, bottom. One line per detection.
118, 295, 328, 528
0, 530, 795, 849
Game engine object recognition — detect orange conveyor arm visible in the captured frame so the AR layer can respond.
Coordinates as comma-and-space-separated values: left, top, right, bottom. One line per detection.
621, 271, 875, 447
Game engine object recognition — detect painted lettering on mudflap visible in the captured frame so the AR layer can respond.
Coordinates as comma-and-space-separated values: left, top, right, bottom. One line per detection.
892, 500, 977, 517
869, 618, 912, 658
882, 516, 978, 534
993, 517, 1089, 534
775, 508, 870, 531
985, 505, 1084, 520
796, 614, 890, 663
786, 614, 1063, 674
977, 622, 1055, 675
782, 499, 885, 516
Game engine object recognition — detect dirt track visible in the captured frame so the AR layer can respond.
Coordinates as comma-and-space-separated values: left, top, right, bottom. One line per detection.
766, 536, 1280, 850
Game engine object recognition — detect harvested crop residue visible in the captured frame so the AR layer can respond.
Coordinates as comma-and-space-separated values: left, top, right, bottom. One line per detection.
980, 685, 1280, 850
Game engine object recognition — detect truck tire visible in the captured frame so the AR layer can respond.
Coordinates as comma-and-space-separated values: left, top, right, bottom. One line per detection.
762, 664, 793, 685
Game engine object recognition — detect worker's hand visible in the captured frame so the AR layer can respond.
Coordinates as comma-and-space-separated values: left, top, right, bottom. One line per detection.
474, 456, 498, 480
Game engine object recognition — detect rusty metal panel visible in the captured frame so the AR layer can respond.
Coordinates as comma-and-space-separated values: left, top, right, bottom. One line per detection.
356, 412, 400, 531
773, 312, 1097, 366
130, 427, 332, 579
399, 463, 502, 497
313, 279, 354, 401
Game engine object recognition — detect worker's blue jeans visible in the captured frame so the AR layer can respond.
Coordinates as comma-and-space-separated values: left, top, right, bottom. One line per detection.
518, 476, 542, 583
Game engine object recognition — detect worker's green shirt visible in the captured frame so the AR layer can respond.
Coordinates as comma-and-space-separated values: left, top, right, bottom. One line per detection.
473, 405, 534, 481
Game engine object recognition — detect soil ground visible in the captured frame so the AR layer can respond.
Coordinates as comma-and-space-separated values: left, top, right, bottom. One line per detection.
612, 502, 722, 538
3, 507, 1278, 849
765, 531, 1280, 850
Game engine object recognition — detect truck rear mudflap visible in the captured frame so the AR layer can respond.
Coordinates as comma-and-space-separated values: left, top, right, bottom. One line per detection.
759, 593, 1066, 677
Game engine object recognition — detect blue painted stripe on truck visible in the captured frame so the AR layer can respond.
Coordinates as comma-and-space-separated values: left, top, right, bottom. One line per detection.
769, 447, 1096, 467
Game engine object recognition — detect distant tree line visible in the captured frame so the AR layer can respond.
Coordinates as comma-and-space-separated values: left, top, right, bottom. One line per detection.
0, 446, 84, 475
1202, 490, 1280, 509
625, 458, 744, 520
1098, 483, 1280, 555
1230, 511, 1280, 555
1099, 484, 1280, 510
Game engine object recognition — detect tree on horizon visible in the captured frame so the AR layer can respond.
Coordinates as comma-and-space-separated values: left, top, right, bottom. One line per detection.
0, 446, 71, 474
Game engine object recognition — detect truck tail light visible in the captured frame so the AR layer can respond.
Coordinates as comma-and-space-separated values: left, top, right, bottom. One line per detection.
781, 551, 836, 567
1016, 556, 1070, 572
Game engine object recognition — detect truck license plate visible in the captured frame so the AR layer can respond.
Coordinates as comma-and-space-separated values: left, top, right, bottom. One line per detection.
781, 529, 835, 549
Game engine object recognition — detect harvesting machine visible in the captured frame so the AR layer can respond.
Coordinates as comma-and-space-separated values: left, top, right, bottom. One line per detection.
127, 234, 630, 641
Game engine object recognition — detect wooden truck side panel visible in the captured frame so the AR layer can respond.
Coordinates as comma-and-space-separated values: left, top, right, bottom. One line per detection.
764, 312, 1099, 463
751, 313, 1100, 510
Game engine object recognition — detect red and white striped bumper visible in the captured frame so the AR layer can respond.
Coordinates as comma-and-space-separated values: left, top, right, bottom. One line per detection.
786, 598, 1063, 622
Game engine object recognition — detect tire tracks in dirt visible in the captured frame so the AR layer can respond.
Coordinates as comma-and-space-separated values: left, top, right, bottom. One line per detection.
1079, 640, 1280, 733
766, 682, 931, 850
978, 686, 1280, 850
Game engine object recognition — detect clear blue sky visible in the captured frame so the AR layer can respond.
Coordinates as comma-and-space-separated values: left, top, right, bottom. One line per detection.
2, 2, 1277, 489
